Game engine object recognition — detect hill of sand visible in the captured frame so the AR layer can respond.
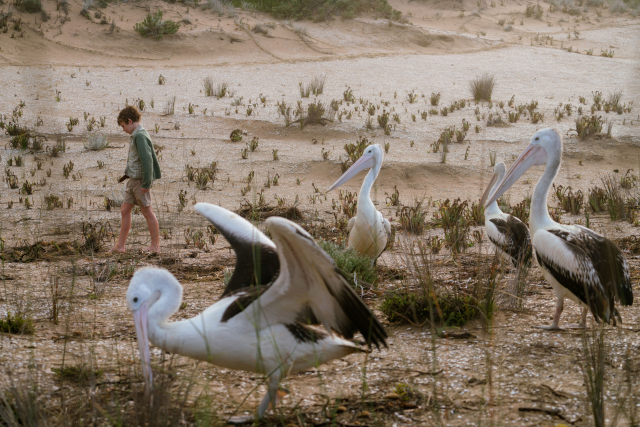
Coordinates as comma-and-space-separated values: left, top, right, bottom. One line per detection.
0, 0, 639, 425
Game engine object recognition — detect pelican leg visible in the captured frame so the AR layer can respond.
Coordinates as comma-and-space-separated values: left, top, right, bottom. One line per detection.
580, 307, 588, 328
257, 371, 282, 418
561, 307, 590, 329
534, 298, 564, 330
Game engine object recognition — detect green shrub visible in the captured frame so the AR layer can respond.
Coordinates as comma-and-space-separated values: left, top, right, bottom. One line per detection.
134, 11, 180, 40
0, 312, 35, 334
235, 0, 402, 22
15, 0, 42, 13
381, 292, 477, 326
317, 240, 377, 287
53, 363, 104, 383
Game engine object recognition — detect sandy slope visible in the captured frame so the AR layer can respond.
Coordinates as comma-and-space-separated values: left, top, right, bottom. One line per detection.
0, 0, 639, 425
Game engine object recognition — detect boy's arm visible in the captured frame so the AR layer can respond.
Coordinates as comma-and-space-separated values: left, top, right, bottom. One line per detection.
134, 134, 154, 189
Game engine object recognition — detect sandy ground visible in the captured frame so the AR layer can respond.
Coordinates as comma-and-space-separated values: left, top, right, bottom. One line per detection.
0, 0, 640, 425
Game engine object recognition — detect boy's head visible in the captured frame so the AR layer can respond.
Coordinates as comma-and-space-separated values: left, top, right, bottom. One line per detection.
117, 106, 141, 134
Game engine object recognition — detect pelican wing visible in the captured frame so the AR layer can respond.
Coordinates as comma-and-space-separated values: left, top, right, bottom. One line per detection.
533, 226, 632, 324
488, 215, 532, 266
195, 203, 280, 296
256, 217, 387, 349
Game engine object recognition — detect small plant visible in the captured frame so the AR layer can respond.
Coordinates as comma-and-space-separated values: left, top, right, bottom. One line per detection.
338, 190, 358, 218
134, 11, 180, 40
343, 87, 355, 103
53, 363, 104, 383
84, 134, 109, 150
377, 111, 389, 129
0, 312, 35, 334
574, 115, 605, 140
588, 187, 606, 213
600, 49, 614, 58
554, 184, 584, 214
469, 73, 495, 102
82, 221, 112, 252
158, 74, 166, 85
321, 147, 331, 160
241, 147, 248, 160
407, 90, 418, 103
62, 160, 74, 179
178, 189, 187, 212
272, 149, 279, 161
489, 150, 497, 166
230, 129, 243, 142
248, 136, 259, 152
21, 181, 34, 195
398, 199, 429, 234
429, 92, 441, 106
163, 96, 176, 116
433, 198, 471, 253
203, 77, 214, 96
385, 185, 400, 206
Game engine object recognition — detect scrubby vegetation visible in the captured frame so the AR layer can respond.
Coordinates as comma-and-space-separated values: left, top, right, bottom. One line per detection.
381, 292, 477, 326
134, 11, 180, 40
237, 0, 403, 22
317, 240, 378, 287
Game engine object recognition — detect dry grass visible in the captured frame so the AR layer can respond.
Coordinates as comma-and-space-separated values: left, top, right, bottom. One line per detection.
469, 73, 495, 102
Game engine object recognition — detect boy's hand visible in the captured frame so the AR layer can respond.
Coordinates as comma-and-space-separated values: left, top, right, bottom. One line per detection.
141, 188, 150, 193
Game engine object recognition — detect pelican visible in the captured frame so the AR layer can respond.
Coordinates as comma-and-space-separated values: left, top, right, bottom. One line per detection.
327, 144, 391, 260
480, 162, 532, 268
127, 204, 387, 421
485, 128, 633, 329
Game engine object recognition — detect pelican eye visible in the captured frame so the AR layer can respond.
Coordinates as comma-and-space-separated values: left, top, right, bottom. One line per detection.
133, 297, 139, 303
535, 137, 539, 141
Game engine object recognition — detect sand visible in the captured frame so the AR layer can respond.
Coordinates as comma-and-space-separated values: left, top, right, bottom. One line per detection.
0, 0, 639, 425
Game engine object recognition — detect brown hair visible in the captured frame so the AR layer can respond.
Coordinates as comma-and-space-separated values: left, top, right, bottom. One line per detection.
117, 105, 141, 125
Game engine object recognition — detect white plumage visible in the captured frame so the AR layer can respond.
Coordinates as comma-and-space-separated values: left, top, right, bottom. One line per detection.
327, 144, 391, 260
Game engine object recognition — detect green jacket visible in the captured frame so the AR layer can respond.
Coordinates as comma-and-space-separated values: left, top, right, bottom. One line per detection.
126, 128, 161, 189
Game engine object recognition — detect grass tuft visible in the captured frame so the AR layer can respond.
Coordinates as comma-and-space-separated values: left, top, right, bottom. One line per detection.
0, 312, 35, 334
469, 73, 495, 102
317, 240, 377, 288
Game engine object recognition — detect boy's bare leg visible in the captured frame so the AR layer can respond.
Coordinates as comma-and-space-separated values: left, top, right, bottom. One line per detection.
110, 203, 134, 253
140, 205, 160, 253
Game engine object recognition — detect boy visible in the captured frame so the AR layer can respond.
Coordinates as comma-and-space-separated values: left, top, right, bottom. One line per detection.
110, 106, 161, 254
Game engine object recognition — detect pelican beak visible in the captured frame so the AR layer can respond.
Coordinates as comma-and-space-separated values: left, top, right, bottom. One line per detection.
327, 154, 375, 192
480, 172, 499, 207
132, 302, 153, 393
485, 144, 547, 207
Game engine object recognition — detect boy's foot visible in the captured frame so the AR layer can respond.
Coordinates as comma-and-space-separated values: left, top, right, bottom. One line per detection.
108, 247, 125, 254
142, 246, 160, 254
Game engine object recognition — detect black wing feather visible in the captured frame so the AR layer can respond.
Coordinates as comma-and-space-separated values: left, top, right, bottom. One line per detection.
489, 215, 532, 267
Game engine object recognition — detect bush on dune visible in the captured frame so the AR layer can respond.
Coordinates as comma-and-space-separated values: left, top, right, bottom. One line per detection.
134, 11, 180, 40
237, 0, 402, 22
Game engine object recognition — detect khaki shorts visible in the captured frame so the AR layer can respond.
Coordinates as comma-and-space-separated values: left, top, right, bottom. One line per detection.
123, 178, 152, 207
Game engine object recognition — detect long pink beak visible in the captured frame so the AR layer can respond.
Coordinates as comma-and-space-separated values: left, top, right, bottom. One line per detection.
327, 154, 374, 192
133, 303, 153, 393
479, 172, 499, 207
485, 144, 547, 207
